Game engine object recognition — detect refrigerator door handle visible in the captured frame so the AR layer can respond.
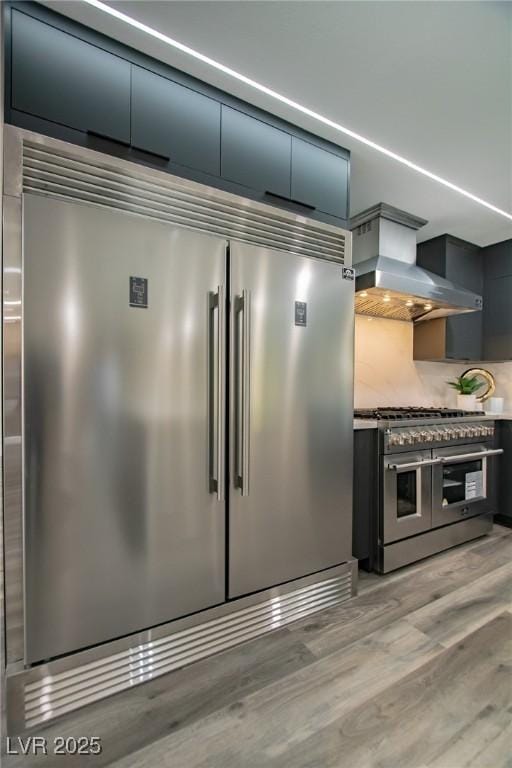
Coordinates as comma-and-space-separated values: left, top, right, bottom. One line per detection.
235, 289, 251, 496
209, 286, 226, 501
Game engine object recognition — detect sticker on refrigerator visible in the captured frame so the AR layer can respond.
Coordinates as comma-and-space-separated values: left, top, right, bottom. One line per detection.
295, 301, 307, 326
342, 267, 355, 280
130, 277, 148, 308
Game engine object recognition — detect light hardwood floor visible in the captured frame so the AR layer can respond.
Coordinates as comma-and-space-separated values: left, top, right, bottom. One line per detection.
5, 525, 512, 768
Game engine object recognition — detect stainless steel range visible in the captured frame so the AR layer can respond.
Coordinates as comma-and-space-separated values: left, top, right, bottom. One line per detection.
355, 408, 503, 573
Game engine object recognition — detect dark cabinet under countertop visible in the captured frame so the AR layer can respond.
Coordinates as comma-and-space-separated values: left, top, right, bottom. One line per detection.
353, 429, 379, 569
495, 420, 512, 527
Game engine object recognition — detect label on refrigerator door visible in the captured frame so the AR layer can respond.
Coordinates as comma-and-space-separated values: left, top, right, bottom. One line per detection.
129, 277, 148, 308
342, 267, 355, 280
295, 301, 307, 326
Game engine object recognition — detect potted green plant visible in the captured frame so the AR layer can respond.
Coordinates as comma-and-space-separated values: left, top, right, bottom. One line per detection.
447, 374, 484, 411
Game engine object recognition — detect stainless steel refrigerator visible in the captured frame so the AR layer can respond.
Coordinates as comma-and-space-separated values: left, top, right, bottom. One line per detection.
22, 192, 354, 664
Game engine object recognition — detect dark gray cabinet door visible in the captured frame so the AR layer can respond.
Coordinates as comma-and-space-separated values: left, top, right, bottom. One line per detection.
482, 240, 512, 361
11, 10, 130, 143
291, 138, 348, 218
444, 245, 483, 360
131, 66, 221, 175
221, 107, 291, 197
496, 421, 512, 523
417, 238, 483, 361
484, 275, 512, 360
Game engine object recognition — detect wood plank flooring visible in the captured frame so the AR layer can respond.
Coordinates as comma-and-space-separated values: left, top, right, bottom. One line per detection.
5, 525, 512, 768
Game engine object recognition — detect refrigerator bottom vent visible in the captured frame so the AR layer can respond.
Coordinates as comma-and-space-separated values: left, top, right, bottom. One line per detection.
19, 570, 353, 730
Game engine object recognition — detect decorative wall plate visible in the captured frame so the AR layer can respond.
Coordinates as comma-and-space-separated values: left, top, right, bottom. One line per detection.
461, 368, 496, 402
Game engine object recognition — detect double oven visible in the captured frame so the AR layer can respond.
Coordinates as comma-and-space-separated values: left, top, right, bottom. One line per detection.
379, 420, 503, 571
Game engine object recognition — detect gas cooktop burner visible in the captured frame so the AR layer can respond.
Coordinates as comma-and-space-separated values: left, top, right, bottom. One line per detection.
354, 407, 483, 421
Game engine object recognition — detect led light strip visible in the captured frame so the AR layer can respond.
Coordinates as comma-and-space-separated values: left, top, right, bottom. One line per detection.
81, 0, 512, 222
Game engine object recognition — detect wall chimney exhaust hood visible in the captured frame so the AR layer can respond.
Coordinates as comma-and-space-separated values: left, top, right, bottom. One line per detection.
350, 203, 483, 322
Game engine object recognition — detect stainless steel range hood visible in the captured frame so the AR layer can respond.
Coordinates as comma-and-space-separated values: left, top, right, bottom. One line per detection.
351, 203, 483, 321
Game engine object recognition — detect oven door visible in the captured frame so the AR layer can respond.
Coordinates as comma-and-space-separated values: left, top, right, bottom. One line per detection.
383, 450, 433, 544
432, 444, 503, 527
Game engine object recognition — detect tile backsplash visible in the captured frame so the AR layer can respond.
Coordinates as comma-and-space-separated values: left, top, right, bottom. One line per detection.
354, 315, 512, 410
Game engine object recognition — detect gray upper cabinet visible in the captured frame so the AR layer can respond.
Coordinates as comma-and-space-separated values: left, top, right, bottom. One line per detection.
131, 66, 221, 176
443, 240, 483, 360
482, 240, 512, 361
7, 6, 350, 226
11, 10, 131, 144
221, 107, 291, 198
414, 235, 483, 361
291, 138, 349, 218
414, 236, 511, 362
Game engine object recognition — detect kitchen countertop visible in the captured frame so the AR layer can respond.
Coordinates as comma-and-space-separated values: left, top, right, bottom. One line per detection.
353, 412, 512, 430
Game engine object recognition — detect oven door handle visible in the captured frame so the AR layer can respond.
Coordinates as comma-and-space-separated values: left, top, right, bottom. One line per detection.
388, 458, 442, 471
438, 448, 504, 464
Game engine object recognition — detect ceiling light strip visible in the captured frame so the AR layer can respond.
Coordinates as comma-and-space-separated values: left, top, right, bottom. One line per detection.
82, 0, 512, 221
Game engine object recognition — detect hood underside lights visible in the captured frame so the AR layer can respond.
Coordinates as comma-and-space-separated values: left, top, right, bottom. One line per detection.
81, 0, 511, 223
351, 204, 483, 322
355, 288, 470, 323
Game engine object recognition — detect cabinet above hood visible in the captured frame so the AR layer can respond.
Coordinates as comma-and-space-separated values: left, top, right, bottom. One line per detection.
350, 204, 483, 321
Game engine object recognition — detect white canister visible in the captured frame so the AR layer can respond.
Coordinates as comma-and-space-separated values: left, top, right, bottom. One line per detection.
456, 394, 477, 411
486, 397, 504, 414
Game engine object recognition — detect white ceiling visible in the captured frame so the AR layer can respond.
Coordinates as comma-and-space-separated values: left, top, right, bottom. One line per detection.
44, 0, 512, 246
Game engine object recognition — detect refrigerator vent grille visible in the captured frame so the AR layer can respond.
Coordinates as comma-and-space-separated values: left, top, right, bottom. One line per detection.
20, 572, 352, 729
22, 142, 347, 263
